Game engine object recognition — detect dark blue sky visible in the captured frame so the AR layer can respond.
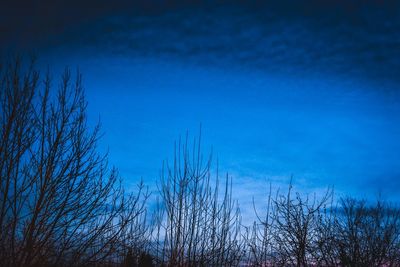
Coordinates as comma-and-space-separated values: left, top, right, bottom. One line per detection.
2, 1, 400, 210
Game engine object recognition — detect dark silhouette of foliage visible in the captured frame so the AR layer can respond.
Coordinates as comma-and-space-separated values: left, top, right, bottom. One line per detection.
123, 248, 154, 267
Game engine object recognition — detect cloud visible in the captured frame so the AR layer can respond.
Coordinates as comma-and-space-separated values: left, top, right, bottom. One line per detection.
2, 1, 400, 84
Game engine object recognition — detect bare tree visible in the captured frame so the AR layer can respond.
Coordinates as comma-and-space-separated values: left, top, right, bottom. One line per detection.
245, 183, 277, 266
272, 182, 332, 266
246, 180, 333, 267
246, 180, 400, 267
0, 58, 148, 267
313, 199, 340, 267
153, 134, 244, 266
334, 197, 400, 267
3, 58, 400, 267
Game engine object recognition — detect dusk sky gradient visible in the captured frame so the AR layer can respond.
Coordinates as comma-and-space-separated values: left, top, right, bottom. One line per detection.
2, 0, 400, 212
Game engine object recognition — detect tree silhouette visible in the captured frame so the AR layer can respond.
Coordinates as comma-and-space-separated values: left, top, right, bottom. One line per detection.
2, 58, 400, 267
246, 183, 400, 267
0, 58, 148, 267
153, 134, 244, 266
334, 198, 400, 266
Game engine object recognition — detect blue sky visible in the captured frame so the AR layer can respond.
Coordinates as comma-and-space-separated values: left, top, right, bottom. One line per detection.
38, 52, 400, 207
2, 1, 400, 210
